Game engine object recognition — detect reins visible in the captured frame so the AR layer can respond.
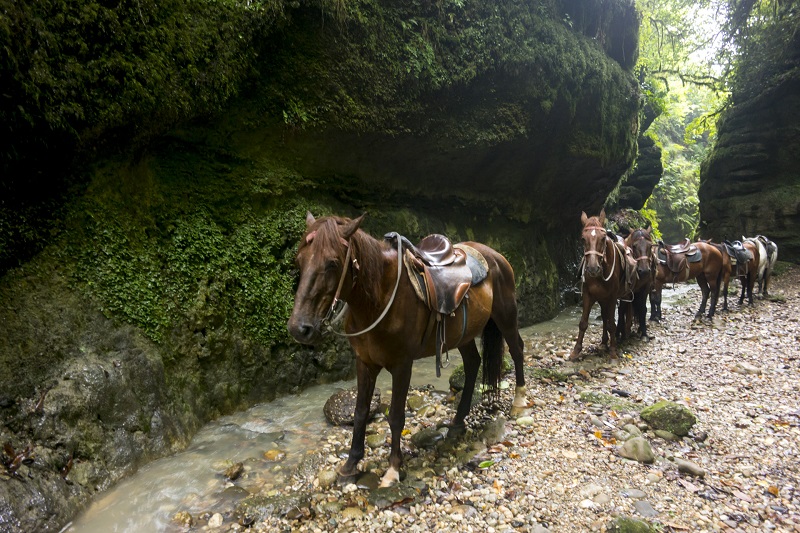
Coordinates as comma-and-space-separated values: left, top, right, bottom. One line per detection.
323, 235, 404, 337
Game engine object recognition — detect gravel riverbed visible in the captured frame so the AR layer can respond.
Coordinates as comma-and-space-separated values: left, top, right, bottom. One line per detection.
196, 265, 800, 533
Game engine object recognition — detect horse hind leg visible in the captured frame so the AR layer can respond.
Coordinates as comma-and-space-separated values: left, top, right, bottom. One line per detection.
451, 340, 482, 437
495, 318, 527, 416
600, 300, 618, 359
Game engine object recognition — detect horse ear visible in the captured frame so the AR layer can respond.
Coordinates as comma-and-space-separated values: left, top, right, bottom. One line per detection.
305, 211, 316, 227
340, 213, 366, 239
645, 224, 652, 236
599, 209, 606, 226
581, 212, 589, 226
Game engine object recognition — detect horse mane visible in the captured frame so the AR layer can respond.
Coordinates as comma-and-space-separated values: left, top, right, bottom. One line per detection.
300, 216, 389, 309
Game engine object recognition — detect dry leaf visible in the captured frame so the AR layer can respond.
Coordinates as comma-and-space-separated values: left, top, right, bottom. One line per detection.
768, 485, 780, 497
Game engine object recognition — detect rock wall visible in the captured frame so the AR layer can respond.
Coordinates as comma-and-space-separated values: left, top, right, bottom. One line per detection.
699, 33, 800, 261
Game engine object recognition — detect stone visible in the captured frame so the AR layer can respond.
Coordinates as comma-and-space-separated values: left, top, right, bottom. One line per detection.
607, 516, 653, 532
618, 437, 655, 464
317, 469, 338, 490
411, 427, 445, 449
225, 462, 244, 481
673, 458, 705, 477
633, 500, 658, 517
323, 388, 381, 426
640, 401, 697, 436
653, 429, 679, 441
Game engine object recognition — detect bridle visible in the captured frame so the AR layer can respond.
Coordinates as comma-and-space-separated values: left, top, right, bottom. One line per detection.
628, 231, 656, 272
581, 225, 616, 282
320, 234, 404, 337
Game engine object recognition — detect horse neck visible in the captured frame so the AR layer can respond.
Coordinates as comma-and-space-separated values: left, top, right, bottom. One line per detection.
346, 231, 399, 316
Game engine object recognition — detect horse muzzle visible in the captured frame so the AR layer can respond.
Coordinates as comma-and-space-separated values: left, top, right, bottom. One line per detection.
287, 316, 323, 345
584, 265, 603, 278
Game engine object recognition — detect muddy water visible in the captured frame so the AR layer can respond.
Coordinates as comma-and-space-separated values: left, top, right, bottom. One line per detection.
66, 284, 694, 532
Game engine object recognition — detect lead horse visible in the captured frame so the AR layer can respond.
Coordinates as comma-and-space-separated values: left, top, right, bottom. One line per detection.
570, 210, 633, 361
287, 213, 527, 487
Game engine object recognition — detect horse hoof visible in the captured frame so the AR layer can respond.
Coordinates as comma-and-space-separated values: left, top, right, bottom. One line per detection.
509, 405, 530, 417
446, 423, 467, 440
336, 464, 359, 479
567, 351, 582, 361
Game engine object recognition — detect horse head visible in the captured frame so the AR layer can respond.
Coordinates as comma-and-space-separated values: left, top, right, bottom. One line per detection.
625, 225, 654, 280
580, 209, 608, 279
287, 212, 365, 344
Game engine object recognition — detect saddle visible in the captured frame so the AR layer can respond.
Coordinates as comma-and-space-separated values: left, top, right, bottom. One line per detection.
657, 239, 702, 278
756, 235, 778, 259
385, 232, 489, 377
722, 240, 753, 274
614, 241, 639, 301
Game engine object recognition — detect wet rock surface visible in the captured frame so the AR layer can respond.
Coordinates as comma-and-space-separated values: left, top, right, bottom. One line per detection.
168, 266, 800, 532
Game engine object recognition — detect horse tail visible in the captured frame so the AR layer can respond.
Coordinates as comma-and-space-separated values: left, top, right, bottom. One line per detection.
481, 318, 504, 394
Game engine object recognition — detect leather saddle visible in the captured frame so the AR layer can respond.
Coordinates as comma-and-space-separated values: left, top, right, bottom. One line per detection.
657, 239, 702, 276
385, 232, 487, 315
722, 240, 753, 273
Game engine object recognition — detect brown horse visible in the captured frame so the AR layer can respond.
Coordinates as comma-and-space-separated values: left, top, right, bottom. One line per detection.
654, 240, 725, 320
570, 210, 632, 361
287, 213, 527, 487
618, 225, 655, 340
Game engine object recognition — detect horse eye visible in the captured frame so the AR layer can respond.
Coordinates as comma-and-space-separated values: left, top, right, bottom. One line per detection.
325, 259, 339, 272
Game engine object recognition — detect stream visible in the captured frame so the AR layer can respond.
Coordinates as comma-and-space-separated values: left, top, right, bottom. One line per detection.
65, 284, 694, 532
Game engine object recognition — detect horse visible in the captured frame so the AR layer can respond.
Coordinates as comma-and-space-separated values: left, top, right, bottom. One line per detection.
737, 238, 762, 306
618, 225, 655, 340
654, 240, 725, 320
287, 213, 527, 488
569, 210, 634, 361
754, 235, 779, 296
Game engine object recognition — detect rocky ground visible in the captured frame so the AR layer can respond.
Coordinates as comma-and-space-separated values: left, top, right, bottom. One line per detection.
189, 265, 800, 532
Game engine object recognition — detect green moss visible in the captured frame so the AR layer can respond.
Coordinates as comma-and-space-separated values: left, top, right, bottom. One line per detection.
579, 391, 640, 412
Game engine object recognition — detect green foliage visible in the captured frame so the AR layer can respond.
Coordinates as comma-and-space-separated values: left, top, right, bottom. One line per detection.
67, 144, 318, 346
0, 0, 285, 164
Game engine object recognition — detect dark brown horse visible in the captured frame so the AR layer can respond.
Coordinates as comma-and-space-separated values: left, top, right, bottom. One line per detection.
570, 210, 631, 361
618, 225, 655, 340
654, 240, 725, 320
287, 213, 527, 487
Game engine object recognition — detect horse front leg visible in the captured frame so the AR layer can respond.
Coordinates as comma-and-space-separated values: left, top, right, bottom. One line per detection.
338, 358, 380, 479
696, 275, 710, 319
635, 291, 648, 339
569, 296, 592, 360
601, 300, 618, 359
649, 286, 662, 322
380, 361, 413, 488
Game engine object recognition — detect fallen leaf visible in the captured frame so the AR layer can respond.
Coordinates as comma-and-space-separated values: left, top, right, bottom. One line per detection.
478, 460, 495, 469
678, 479, 699, 492
733, 490, 752, 502
768, 486, 780, 497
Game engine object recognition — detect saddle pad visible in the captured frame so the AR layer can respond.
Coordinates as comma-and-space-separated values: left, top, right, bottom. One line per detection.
657, 248, 702, 265
454, 243, 488, 285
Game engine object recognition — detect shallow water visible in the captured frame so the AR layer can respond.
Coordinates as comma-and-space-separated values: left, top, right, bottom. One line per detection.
66, 283, 695, 532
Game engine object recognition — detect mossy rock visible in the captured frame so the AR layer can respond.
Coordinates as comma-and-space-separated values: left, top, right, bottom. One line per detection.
640, 401, 697, 437
607, 516, 653, 532
579, 391, 640, 412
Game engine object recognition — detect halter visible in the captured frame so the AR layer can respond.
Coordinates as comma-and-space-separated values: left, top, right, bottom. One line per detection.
580, 226, 616, 282
322, 235, 404, 337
